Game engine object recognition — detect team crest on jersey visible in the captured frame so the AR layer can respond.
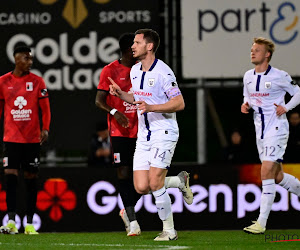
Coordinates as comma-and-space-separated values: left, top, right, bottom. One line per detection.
265, 82, 271, 89
26, 82, 33, 91
148, 78, 155, 87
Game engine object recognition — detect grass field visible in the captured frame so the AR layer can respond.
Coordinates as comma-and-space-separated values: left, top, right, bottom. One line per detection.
0, 230, 300, 250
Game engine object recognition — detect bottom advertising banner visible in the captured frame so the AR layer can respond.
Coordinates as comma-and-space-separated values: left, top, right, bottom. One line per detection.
0, 164, 299, 232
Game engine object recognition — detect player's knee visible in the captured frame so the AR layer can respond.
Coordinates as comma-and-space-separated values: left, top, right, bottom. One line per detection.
134, 183, 149, 194
149, 181, 164, 192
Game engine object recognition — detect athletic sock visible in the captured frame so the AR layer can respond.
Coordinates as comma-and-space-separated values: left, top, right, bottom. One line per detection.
162, 212, 175, 234
6, 174, 18, 219
25, 178, 38, 224
125, 206, 136, 222
153, 187, 172, 222
119, 179, 141, 221
258, 179, 276, 228
279, 173, 300, 196
164, 176, 180, 189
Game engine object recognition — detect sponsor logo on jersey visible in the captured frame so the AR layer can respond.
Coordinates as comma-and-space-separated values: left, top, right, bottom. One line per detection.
133, 90, 152, 97
26, 82, 33, 91
265, 82, 272, 89
148, 78, 155, 87
11, 96, 32, 121
123, 101, 137, 113
250, 93, 270, 97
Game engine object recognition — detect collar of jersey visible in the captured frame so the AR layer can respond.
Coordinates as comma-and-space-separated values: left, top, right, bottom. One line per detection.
140, 58, 158, 71
254, 65, 272, 75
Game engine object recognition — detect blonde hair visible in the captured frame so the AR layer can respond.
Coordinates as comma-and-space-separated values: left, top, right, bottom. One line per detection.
253, 37, 275, 62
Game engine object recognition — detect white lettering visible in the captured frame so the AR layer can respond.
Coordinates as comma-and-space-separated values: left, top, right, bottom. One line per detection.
237, 184, 261, 218
97, 37, 119, 63
291, 193, 300, 210
73, 32, 97, 64
36, 38, 59, 64
99, 10, 151, 23
86, 182, 300, 217
209, 184, 233, 212
86, 181, 117, 215
186, 185, 208, 213
272, 186, 288, 211
7, 34, 33, 63
0, 13, 51, 25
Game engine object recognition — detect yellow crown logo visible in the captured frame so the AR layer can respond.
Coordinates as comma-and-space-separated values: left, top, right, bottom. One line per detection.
39, 0, 111, 28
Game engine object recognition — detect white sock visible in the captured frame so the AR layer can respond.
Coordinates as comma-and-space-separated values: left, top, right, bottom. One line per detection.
258, 179, 276, 228
153, 187, 172, 221
162, 213, 175, 233
129, 220, 139, 230
164, 176, 180, 188
279, 173, 300, 196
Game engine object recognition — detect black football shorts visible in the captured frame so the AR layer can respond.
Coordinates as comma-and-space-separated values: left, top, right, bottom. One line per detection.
110, 137, 136, 167
3, 142, 40, 173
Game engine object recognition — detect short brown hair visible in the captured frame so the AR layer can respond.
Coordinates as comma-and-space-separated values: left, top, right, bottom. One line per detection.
253, 37, 275, 62
135, 29, 160, 53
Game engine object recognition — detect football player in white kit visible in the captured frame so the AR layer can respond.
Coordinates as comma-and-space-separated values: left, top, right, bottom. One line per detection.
109, 29, 191, 241
242, 37, 300, 234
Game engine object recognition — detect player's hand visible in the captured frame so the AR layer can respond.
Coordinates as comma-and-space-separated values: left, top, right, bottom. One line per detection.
108, 77, 122, 97
133, 100, 152, 115
40, 129, 49, 145
241, 102, 250, 114
274, 103, 287, 116
114, 111, 130, 128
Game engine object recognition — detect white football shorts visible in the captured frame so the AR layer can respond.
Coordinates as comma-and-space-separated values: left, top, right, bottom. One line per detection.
133, 139, 177, 171
256, 134, 288, 163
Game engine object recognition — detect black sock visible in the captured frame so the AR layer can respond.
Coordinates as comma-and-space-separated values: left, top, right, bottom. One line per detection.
125, 206, 136, 222
6, 174, 18, 221
25, 178, 37, 224
119, 179, 141, 221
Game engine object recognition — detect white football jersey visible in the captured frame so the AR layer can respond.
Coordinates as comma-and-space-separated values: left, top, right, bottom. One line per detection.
130, 59, 180, 142
243, 65, 299, 139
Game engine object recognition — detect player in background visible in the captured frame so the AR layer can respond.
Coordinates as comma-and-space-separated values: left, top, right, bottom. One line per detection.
96, 33, 142, 236
241, 37, 300, 234
0, 46, 51, 235
109, 29, 192, 241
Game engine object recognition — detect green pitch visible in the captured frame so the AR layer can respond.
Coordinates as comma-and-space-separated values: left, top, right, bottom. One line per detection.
0, 230, 299, 250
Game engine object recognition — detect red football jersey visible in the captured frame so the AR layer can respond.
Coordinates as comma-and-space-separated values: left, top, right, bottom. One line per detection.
0, 72, 49, 143
97, 60, 138, 138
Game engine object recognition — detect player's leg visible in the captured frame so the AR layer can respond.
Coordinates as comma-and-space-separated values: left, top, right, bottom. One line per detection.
150, 167, 177, 241
165, 171, 193, 204
277, 164, 300, 196
0, 142, 20, 234
23, 143, 40, 235
244, 136, 285, 234
149, 140, 178, 241
112, 137, 141, 236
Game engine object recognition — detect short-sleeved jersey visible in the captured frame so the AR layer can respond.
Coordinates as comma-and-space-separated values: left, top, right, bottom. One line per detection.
97, 60, 138, 138
0, 72, 49, 143
130, 59, 180, 142
243, 65, 299, 139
